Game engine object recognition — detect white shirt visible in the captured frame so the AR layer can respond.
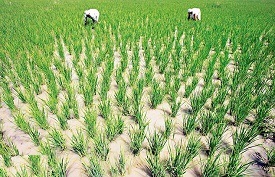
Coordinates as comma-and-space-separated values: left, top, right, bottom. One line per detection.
85, 9, 100, 22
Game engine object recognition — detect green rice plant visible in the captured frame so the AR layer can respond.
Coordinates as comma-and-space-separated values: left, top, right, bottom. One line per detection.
110, 150, 126, 176
15, 167, 29, 177
29, 104, 49, 130
0, 168, 7, 177
129, 68, 139, 86
49, 129, 66, 150
146, 153, 166, 177
184, 76, 198, 98
13, 112, 31, 133
29, 127, 41, 146
129, 125, 146, 155
163, 117, 173, 139
84, 108, 97, 138
199, 111, 217, 136
145, 64, 154, 86
40, 141, 56, 167
266, 147, 275, 167
14, 87, 27, 103
71, 130, 87, 157
190, 95, 206, 116
147, 131, 167, 156
0, 138, 18, 167
166, 136, 201, 177
94, 133, 110, 161
28, 155, 41, 176
202, 154, 222, 177
182, 114, 197, 135
51, 158, 68, 177
232, 125, 259, 155
169, 89, 182, 117
132, 79, 144, 111
0, 141, 12, 167
45, 93, 58, 114
99, 99, 111, 119
212, 86, 228, 109
106, 115, 124, 141
115, 79, 127, 106
207, 123, 227, 156
224, 152, 251, 177
1, 81, 16, 111
84, 155, 104, 177
150, 79, 164, 109
56, 114, 68, 131
164, 71, 172, 94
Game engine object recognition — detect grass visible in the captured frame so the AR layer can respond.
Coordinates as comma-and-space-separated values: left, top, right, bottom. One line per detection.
147, 131, 167, 156
150, 79, 164, 109
106, 115, 124, 141
182, 114, 197, 135
49, 128, 66, 150
84, 155, 104, 177
84, 108, 97, 138
146, 153, 166, 177
93, 133, 110, 161
167, 136, 201, 176
71, 130, 87, 157
110, 150, 126, 176
129, 125, 146, 155
28, 155, 41, 176
202, 154, 222, 177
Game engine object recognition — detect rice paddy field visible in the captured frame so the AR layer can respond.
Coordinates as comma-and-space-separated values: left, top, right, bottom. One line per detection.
0, 0, 275, 176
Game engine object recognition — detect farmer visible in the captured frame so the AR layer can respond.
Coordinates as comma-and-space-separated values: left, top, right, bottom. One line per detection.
84, 9, 99, 25
188, 8, 201, 21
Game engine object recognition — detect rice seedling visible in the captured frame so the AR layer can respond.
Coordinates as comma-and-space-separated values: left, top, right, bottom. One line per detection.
147, 131, 167, 156
84, 108, 97, 138
84, 155, 104, 177
150, 79, 164, 109
106, 115, 124, 141
14, 87, 27, 103
202, 154, 222, 177
146, 153, 166, 177
13, 112, 31, 133
184, 76, 199, 98
224, 152, 251, 177
51, 158, 68, 177
169, 89, 182, 118
1, 81, 16, 111
0, 168, 7, 177
232, 125, 259, 155
28, 155, 41, 176
182, 114, 197, 135
29, 127, 41, 146
199, 111, 217, 136
15, 167, 29, 177
99, 99, 111, 119
129, 125, 146, 155
145, 64, 154, 86
49, 128, 66, 150
166, 136, 201, 176
207, 123, 227, 156
110, 150, 126, 176
93, 133, 110, 161
71, 130, 87, 157
266, 147, 275, 167
0, 138, 18, 167
29, 104, 49, 130
40, 141, 56, 167
163, 117, 173, 139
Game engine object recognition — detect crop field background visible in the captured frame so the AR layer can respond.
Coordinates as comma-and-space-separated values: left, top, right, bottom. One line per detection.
0, 0, 274, 176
